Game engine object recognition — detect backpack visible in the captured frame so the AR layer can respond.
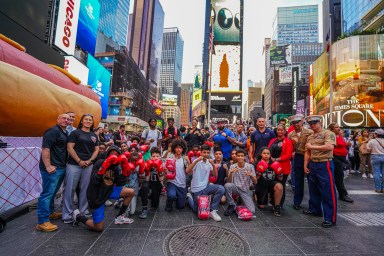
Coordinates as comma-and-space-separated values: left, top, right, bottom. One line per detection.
142, 128, 161, 141
164, 128, 178, 138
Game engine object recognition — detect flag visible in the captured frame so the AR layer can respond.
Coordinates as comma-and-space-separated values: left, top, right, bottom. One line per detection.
325, 29, 330, 53
208, 31, 215, 55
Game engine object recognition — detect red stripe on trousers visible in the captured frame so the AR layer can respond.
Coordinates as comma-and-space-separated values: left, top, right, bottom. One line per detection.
326, 161, 337, 223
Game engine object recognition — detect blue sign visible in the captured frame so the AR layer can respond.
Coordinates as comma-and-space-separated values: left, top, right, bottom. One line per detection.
76, 0, 100, 55
87, 55, 111, 119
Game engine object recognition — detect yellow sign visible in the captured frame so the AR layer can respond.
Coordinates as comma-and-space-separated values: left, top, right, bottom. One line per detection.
155, 108, 162, 115
192, 89, 202, 110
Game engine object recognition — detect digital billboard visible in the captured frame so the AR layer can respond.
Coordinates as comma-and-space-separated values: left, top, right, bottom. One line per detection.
54, 0, 81, 55
87, 55, 111, 119
76, 0, 100, 55
270, 45, 292, 66
161, 94, 178, 106
194, 65, 203, 89
211, 45, 240, 92
64, 56, 89, 85
310, 35, 384, 127
212, 0, 240, 43
279, 66, 292, 84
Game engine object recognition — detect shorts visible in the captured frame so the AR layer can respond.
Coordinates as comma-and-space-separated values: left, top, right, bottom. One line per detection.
92, 186, 123, 224
255, 177, 280, 205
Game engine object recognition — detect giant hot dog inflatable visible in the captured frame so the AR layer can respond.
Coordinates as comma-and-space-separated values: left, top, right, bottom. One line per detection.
0, 35, 101, 136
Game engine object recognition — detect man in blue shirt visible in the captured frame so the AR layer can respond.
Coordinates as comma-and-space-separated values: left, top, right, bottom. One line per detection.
249, 117, 276, 164
233, 123, 248, 150
208, 120, 236, 161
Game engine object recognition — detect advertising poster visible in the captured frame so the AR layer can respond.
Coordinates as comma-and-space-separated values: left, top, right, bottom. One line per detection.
310, 35, 384, 127
310, 52, 330, 116
292, 66, 300, 112
212, 0, 240, 43
161, 94, 178, 106
87, 55, 111, 119
279, 66, 292, 84
194, 65, 203, 89
192, 89, 202, 110
211, 45, 240, 92
270, 45, 292, 66
64, 56, 89, 85
296, 99, 305, 115
76, 0, 100, 55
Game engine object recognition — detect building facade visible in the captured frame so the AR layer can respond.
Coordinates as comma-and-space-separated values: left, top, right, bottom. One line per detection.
322, 0, 341, 51
161, 106, 181, 128
159, 28, 184, 104
99, 0, 131, 47
180, 83, 192, 126
342, 0, 384, 34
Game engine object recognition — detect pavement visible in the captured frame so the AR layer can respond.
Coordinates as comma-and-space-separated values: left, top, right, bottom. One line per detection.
1, 173, 384, 256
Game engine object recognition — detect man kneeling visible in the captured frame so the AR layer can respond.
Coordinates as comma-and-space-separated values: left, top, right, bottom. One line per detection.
224, 149, 257, 217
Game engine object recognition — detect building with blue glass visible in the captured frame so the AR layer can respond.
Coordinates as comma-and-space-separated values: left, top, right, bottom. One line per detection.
98, 0, 131, 47
342, 0, 384, 34
159, 27, 184, 105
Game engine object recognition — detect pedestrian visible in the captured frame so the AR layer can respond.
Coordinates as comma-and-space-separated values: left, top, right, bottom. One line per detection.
249, 117, 276, 164
303, 116, 337, 228
62, 114, 99, 223
233, 123, 248, 151
367, 129, 384, 193
141, 118, 162, 150
184, 118, 205, 150
36, 114, 70, 232
113, 125, 128, 147
162, 117, 179, 150
358, 129, 372, 178
66, 111, 76, 135
208, 120, 236, 162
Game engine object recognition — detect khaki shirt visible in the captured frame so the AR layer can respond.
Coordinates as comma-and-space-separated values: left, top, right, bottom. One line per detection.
289, 127, 314, 155
306, 129, 336, 161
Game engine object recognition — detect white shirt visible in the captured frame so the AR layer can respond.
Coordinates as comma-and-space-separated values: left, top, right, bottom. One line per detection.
367, 138, 384, 155
191, 160, 213, 193
169, 157, 187, 188
142, 129, 162, 149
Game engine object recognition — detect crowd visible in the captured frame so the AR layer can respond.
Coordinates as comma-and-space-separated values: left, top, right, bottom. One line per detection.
35, 111, 384, 232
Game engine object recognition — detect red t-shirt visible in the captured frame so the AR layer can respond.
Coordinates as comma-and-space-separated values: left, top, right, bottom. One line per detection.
333, 135, 348, 156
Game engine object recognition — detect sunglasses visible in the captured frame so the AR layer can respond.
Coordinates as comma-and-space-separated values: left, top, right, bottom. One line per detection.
308, 121, 319, 125
291, 121, 300, 125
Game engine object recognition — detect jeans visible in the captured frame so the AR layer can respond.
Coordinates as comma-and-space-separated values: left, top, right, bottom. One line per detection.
187, 184, 225, 212
166, 182, 187, 209
37, 168, 66, 224
371, 154, 384, 191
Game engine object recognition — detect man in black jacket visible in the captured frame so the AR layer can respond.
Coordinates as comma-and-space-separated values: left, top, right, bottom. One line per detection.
184, 119, 205, 150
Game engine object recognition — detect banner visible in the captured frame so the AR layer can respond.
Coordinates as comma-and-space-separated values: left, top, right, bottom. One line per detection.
87, 55, 111, 119
54, 0, 80, 55
210, 93, 242, 105
292, 66, 300, 113
270, 45, 292, 66
192, 89, 202, 110
296, 99, 305, 115
76, 0, 100, 55
64, 56, 89, 85
161, 94, 178, 106
212, 0, 240, 43
279, 66, 292, 84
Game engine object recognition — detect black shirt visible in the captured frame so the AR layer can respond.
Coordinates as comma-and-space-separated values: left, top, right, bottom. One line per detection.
184, 128, 205, 149
162, 127, 179, 148
39, 125, 68, 171
68, 129, 99, 165
214, 162, 227, 186
270, 139, 283, 159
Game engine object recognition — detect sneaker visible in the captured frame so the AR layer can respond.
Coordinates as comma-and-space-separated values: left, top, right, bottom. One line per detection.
369, 174, 373, 179
63, 218, 73, 224
273, 205, 281, 217
105, 200, 113, 207
224, 205, 235, 216
114, 198, 123, 208
139, 209, 148, 219
209, 210, 222, 222
114, 215, 134, 225
36, 222, 58, 232
49, 212, 62, 220
72, 209, 80, 223
186, 192, 193, 202
362, 173, 367, 178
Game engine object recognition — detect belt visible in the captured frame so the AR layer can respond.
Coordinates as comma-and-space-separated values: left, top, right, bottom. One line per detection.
310, 159, 332, 163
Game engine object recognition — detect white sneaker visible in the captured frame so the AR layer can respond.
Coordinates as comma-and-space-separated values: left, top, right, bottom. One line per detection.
209, 210, 222, 222
186, 192, 193, 201
369, 174, 374, 179
362, 173, 367, 178
72, 209, 80, 223
114, 215, 134, 225
105, 200, 113, 206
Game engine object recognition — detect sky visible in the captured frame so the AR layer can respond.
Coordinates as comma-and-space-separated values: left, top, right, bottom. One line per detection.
154, 0, 323, 88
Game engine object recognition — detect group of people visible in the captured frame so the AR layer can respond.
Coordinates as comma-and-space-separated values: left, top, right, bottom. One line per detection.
36, 111, 384, 232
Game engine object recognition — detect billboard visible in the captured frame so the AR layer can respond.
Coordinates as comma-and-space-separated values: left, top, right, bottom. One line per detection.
279, 66, 292, 84
211, 45, 240, 92
54, 0, 81, 55
161, 94, 178, 106
87, 55, 111, 119
292, 66, 300, 113
76, 0, 100, 55
296, 99, 305, 115
194, 65, 203, 89
192, 89, 202, 110
64, 56, 89, 85
212, 0, 240, 43
310, 35, 384, 127
270, 45, 292, 66
210, 93, 242, 105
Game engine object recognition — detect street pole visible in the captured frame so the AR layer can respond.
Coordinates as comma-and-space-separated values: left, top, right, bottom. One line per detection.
329, 14, 333, 124
207, 6, 214, 128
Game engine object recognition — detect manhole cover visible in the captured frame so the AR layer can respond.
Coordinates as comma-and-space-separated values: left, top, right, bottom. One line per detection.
163, 224, 251, 256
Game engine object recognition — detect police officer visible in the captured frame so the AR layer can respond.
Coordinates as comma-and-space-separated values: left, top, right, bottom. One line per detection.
303, 116, 337, 228
288, 114, 313, 210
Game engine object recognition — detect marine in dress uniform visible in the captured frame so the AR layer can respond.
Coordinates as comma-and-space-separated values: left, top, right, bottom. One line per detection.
303, 116, 337, 228
288, 114, 313, 210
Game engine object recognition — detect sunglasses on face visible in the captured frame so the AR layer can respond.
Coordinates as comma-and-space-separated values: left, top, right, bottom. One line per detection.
308, 121, 319, 125
291, 121, 300, 125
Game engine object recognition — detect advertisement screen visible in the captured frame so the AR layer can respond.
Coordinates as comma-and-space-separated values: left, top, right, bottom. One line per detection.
64, 56, 89, 85
194, 65, 203, 89
76, 0, 100, 55
212, 0, 240, 43
161, 94, 178, 106
270, 45, 292, 66
87, 55, 111, 119
192, 89, 202, 110
54, 0, 80, 55
310, 35, 384, 127
211, 45, 240, 92
279, 66, 292, 84
96, 56, 115, 66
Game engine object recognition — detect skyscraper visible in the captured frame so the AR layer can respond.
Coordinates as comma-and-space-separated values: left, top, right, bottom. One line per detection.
342, 0, 384, 34
322, 0, 341, 50
98, 0, 131, 47
180, 83, 192, 126
159, 27, 184, 104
